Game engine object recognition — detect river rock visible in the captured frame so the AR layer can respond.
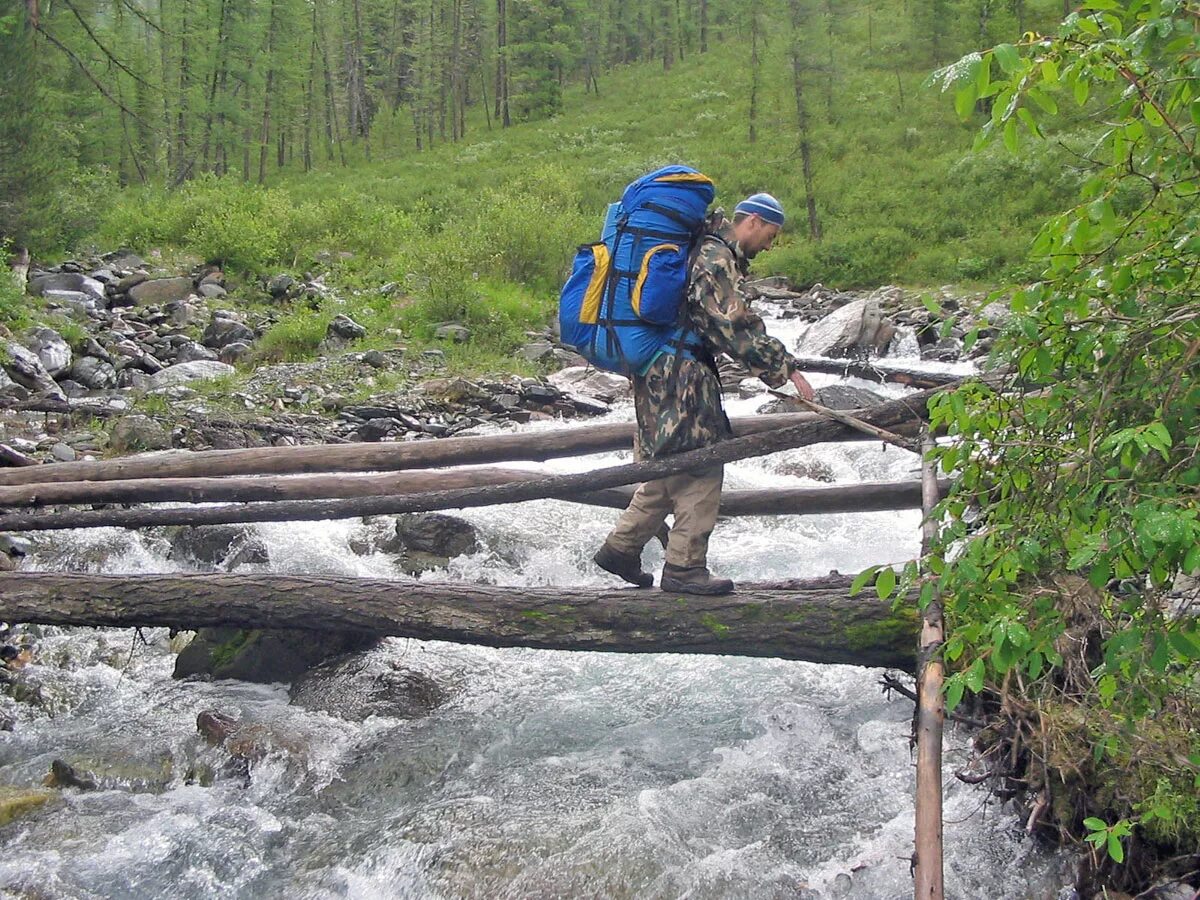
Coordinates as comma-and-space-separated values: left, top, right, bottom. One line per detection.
202, 316, 255, 349
50, 442, 76, 462
197, 283, 227, 299
173, 340, 219, 363
386, 513, 479, 558
547, 367, 631, 401
267, 274, 297, 298
517, 340, 554, 363
796, 298, 897, 358
129, 276, 194, 305
219, 341, 253, 365
146, 360, 235, 390
815, 384, 889, 410
167, 524, 269, 569
175, 627, 377, 684
69, 356, 118, 390
326, 314, 367, 344
29, 272, 106, 304
45, 751, 173, 793
109, 415, 172, 453
290, 654, 447, 721
101, 249, 146, 269
23, 327, 72, 378
2, 341, 66, 399
0, 786, 58, 825
434, 323, 470, 343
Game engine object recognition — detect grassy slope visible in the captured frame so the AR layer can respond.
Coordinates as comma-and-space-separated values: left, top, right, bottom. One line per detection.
93, 0, 1086, 367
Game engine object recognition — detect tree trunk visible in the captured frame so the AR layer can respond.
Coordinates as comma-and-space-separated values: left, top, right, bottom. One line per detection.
0, 459, 945, 512
0, 573, 918, 670
0, 393, 939, 486
786, 358, 962, 388
0, 394, 939, 532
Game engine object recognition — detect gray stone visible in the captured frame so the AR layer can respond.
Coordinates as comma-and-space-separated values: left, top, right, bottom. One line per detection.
521, 383, 560, 405
50, 442, 76, 462
28, 272, 105, 303
362, 349, 388, 369
41, 289, 101, 315
547, 366, 630, 402
70, 356, 118, 390
167, 524, 269, 568
326, 314, 367, 342
114, 272, 148, 293
174, 626, 375, 684
3, 341, 66, 399
0, 370, 30, 400
978, 300, 1013, 328
173, 341, 219, 364
202, 316, 254, 349
23, 327, 72, 378
433, 323, 470, 343
0, 535, 32, 559
267, 274, 297, 298
356, 418, 404, 442
290, 655, 447, 721
57, 379, 88, 397
796, 298, 897, 358
737, 377, 767, 399
383, 513, 479, 559
197, 283, 227, 299
128, 277, 194, 305
517, 340, 554, 362
420, 349, 445, 365
815, 384, 889, 410
218, 342, 253, 365
146, 361, 235, 390
101, 249, 145, 269
109, 416, 172, 453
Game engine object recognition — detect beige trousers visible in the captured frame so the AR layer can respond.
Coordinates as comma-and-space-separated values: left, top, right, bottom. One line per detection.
605, 465, 724, 568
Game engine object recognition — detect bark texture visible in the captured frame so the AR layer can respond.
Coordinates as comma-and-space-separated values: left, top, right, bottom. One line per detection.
0, 572, 918, 670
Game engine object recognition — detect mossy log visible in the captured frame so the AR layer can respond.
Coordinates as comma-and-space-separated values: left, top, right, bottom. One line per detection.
0, 572, 918, 670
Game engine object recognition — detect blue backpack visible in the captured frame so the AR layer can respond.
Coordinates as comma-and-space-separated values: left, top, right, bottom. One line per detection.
558, 165, 715, 375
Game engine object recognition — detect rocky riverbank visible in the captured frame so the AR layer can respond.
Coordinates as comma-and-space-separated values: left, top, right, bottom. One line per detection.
2, 251, 1002, 466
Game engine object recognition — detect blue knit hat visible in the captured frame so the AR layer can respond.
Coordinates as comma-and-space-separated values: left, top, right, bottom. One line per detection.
734, 192, 785, 227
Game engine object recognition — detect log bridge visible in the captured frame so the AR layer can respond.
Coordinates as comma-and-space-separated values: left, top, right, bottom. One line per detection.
0, 386, 953, 668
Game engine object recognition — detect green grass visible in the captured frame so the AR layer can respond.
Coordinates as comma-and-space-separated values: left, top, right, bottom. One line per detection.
86, 0, 1085, 373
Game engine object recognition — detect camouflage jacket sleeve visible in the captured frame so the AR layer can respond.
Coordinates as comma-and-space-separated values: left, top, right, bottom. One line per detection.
688, 248, 796, 389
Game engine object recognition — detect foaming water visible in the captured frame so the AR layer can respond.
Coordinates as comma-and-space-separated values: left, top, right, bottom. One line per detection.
0, 315, 1072, 899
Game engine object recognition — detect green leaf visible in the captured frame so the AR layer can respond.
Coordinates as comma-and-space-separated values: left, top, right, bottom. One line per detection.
965, 658, 985, 693
993, 43, 1020, 74
1107, 833, 1124, 863
945, 676, 965, 711
1191, 98, 1200, 128
1074, 78, 1090, 106
1143, 103, 1164, 127
850, 566, 880, 596
1167, 630, 1200, 660
1082, 817, 1108, 832
1017, 107, 1041, 138
1040, 59, 1059, 84
955, 84, 978, 120
1027, 88, 1058, 115
1003, 118, 1019, 153
875, 567, 896, 600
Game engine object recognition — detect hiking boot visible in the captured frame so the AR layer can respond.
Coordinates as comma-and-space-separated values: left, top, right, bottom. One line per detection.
593, 542, 653, 588
660, 563, 734, 596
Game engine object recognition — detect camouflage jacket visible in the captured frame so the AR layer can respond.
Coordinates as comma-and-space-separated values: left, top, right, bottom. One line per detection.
632, 211, 796, 459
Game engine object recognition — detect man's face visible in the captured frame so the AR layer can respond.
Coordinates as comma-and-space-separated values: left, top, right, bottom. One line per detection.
738, 215, 781, 259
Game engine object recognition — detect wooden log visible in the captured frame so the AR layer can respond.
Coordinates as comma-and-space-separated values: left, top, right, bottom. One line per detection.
792, 356, 963, 388
0, 444, 38, 468
0, 460, 950, 512
0, 408, 919, 487
0, 572, 918, 670
913, 429, 946, 899
0, 389, 939, 531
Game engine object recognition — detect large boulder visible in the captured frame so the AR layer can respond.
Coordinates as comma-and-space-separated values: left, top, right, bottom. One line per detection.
69, 356, 118, 390
325, 314, 366, 345
28, 272, 105, 304
166, 524, 269, 569
814, 384, 889, 410
128, 277, 195, 306
796, 298, 897, 358
145, 360, 235, 390
174, 627, 377, 684
109, 415, 172, 453
202, 316, 255, 349
2, 341, 66, 399
172, 340, 219, 364
547, 366, 631, 402
22, 327, 72, 378
290, 654, 447, 721
380, 512, 479, 576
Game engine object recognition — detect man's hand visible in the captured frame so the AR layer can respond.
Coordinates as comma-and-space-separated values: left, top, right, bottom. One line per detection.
789, 370, 815, 402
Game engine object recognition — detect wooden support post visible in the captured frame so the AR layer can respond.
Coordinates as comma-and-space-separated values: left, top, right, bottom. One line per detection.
914, 429, 946, 899
0, 572, 919, 670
